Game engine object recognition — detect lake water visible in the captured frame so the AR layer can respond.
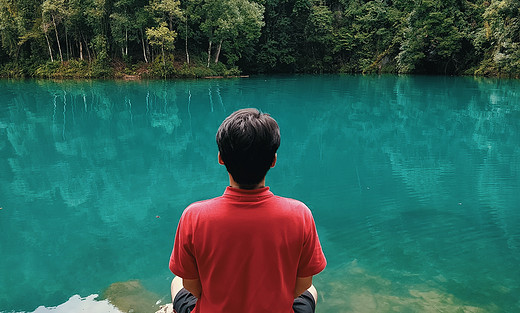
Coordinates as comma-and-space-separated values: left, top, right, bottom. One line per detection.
0, 75, 519, 313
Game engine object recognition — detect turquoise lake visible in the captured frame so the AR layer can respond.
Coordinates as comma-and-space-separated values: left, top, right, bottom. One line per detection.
0, 75, 519, 312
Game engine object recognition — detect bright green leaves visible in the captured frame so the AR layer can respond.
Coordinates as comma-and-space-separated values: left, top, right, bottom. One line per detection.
146, 22, 178, 55
477, 0, 520, 76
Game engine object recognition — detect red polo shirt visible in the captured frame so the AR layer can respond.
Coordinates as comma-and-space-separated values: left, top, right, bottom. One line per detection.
169, 186, 326, 313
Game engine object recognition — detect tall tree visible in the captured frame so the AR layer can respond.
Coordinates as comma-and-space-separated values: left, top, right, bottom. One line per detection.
179, 0, 205, 64
42, 0, 70, 62
146, 21, 177, 64
67, 0, 94, 60
86, 0, 113, 62
136, 7, 154, 62
110, 0, 133, 57
146, 0, 182, 62
201, 0, 264, 66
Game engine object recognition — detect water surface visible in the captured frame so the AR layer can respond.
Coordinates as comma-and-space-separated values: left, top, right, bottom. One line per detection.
0, 75, 519, 312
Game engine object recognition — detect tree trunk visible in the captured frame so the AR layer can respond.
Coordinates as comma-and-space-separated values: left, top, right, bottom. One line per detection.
125, 28, 128, 56
79, 40, 83, 60
52, 16, 63, 62
65, 26, 69, 60
162, 45, 165, 66
146, 38, 151, 62
185, 14, 189, 64
214, 40, 223, 64
207, 40, 212, 67
45, 32, 54, 62
83, 35, 91, 61
140, 29, 148, 63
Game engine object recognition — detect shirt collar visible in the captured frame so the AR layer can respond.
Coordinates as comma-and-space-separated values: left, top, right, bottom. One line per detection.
223, 186, 274, 201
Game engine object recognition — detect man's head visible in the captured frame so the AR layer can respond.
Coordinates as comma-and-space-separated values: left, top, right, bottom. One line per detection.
216, 108, 280, 188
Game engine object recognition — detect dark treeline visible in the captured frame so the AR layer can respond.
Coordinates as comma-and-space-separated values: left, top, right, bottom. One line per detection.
1, 0, 519, 78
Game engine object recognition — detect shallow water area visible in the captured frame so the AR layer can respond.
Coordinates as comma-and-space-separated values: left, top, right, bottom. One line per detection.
0, 75, 519, 312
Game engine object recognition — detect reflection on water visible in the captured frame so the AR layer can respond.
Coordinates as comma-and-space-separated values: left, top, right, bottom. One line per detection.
0, 76, 519, 312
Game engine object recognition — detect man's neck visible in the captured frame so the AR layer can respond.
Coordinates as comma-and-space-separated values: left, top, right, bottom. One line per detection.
228, 174, 266, 190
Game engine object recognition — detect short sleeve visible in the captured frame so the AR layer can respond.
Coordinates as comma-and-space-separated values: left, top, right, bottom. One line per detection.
169, 209, 200, 280
297, 208, 327, 277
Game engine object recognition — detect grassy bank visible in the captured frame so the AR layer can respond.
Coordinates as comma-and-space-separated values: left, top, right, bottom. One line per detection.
0, 56, 241, 80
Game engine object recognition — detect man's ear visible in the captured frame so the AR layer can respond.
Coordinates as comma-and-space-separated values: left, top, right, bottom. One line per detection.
271, 153, 277, 168
218, 152, 225, 165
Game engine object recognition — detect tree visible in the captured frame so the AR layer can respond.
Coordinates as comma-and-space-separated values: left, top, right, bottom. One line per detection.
42, 0, 71, 62
0, 0, 22, 60
332, 0, 402, 73
110, 0, 134, 57
146, 21, 177, 64
146, 0, 182, 63
255, 0, 296, 72
68, 0, 92, 60
219, 0, 265, 65
397, 0, 465, 74
304, 3, 333, 71
135, 7, 154, 63
85, 0, 112, 62
476, 0, 520, 76
148, 0, 182, 31
201, 0, 264, 66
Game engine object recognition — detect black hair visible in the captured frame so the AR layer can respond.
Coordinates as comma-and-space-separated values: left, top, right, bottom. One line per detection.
216, 108, 280, 188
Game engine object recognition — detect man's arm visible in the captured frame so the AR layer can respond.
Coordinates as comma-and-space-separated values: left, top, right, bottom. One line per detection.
183, 278, 202, 299
294, 276, 313, 298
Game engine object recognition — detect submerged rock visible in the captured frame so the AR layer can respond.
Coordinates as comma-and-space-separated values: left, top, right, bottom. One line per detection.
103, 280, 161, 313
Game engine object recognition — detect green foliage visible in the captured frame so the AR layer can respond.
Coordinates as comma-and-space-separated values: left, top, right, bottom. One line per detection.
91, 58, 113, 78
140, 55, 240, 78
1, 0, 519, 77
475, 0, 520, 77
397, 0, 467, 74
147, 22, 177, 51
91, 34, 109, 63
255, 0, 296, 72
200, 0, 264, 65
146, 53, 176, 77
176, 63, 215, 78
32, 59, 111, 78
333, 0, 402, 73
147, 0, 183, 28
34, 60, 60, 77
0, 62, 25, 78
0, 0, 21, 59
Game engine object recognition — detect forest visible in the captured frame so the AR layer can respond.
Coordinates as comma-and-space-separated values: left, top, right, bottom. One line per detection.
1, 0, 519, 78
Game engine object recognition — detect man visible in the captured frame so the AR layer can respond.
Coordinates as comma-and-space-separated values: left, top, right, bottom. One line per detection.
169, 108, 326, 313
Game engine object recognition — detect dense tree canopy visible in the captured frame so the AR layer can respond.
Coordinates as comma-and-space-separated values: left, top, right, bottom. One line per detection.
1, 0, 519, 78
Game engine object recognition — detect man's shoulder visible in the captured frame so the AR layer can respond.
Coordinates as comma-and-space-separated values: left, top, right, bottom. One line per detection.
272, 195, 312, 214
185, 195, 223, 211
273, 194, 305, 205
